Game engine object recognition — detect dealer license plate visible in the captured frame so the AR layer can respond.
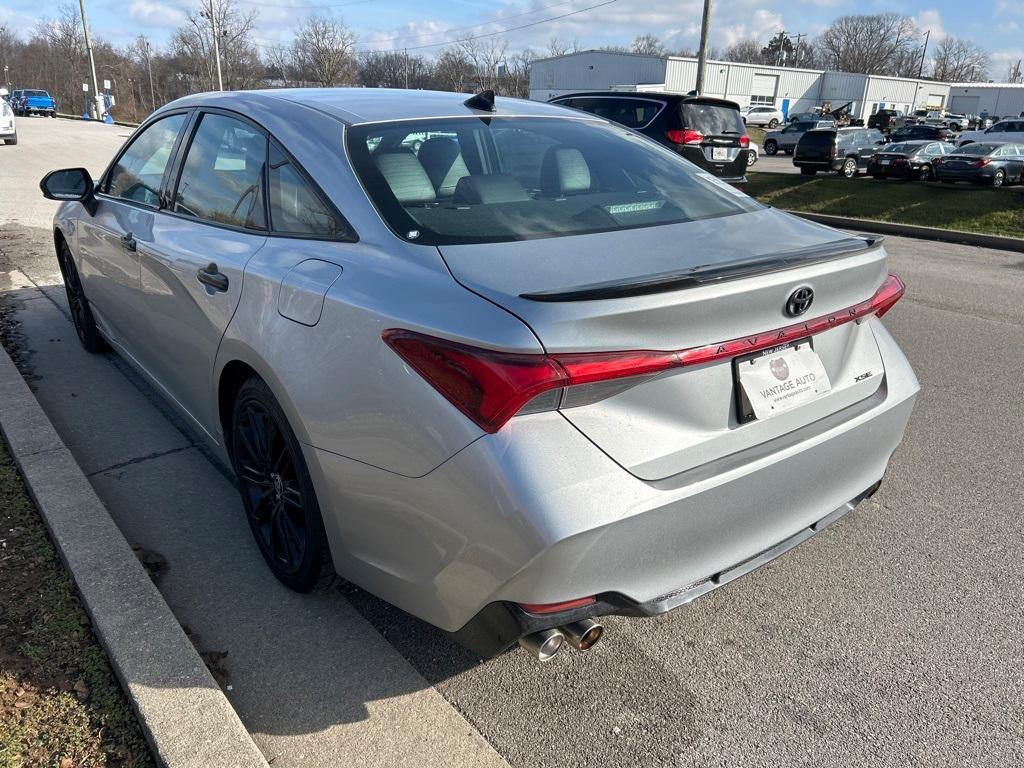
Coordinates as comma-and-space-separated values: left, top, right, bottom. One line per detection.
881, 158, 891, 165
712, 147, 728, 161
735, 341, 831, 421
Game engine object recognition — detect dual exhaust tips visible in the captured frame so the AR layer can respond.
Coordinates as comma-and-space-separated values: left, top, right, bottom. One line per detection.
518, 619, 603, 662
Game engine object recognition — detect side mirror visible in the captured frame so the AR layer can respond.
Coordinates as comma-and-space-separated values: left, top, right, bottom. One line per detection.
40, 167, 97, 215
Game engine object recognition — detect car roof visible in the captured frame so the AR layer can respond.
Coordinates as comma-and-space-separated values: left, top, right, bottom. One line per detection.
552, 91, 741, 110
162, 88, 585, 125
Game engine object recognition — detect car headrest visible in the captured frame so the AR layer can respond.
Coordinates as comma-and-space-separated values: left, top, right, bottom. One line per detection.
417, 138, 469, 197
452, 174, 531, 205
540, 146, 591, 197
374, 152, 436, 205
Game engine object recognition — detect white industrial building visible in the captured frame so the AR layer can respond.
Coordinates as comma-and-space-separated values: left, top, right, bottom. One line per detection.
530, 51, 1023, 121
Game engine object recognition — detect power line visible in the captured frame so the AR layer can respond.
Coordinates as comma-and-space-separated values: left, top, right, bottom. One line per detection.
252, 0, 616, 54
234, 0, 375, 8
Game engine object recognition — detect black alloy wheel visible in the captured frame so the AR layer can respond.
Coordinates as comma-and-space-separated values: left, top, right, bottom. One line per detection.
918, 165, 933, 181
231, 378, 334, 593
57, 241, 107, 353
764, 140, 778, 155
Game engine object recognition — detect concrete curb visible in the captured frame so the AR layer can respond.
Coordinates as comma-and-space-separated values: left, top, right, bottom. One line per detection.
56, 112, 140, 128
785, 210, 1024, 253
0, 344, 268, 767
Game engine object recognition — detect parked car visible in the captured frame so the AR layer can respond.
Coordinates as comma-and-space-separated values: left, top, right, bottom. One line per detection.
763, 120, 836, 155
934, 142, 1024, 187
886, 124, 951, 143
550, 91, 750, 182
867, 109, 907, 132
741, 105, 784, 128
787, 110, 826, 123
956, 119, 1024, 147
942, 113, 967, 131
13, 89, 56, 117
867, 141, 951, 181
0, 98, 17, 145
793, 127, 886, 177
39, 88, 917, 661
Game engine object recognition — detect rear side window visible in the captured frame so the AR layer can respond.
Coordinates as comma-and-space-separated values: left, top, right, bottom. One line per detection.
679, 102, 745, 135
105, 112, 187, 207
268, 142, 345, 237
560, 97, 664, 129
174, 113, 267, 230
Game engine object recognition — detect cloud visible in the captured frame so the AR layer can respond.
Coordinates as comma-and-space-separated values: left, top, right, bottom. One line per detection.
913, 9, 945, 40
127, 0, 187, 30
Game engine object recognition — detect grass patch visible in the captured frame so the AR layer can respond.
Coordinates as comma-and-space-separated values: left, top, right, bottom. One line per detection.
0, 437, 152, 768
746, 126, 767, 147
744, 174, 1024, 240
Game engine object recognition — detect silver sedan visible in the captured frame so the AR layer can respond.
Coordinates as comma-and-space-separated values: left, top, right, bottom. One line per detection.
41, 89, 918, 661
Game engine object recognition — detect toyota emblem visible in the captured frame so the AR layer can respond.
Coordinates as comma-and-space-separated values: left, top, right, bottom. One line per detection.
786, 286, 814, 317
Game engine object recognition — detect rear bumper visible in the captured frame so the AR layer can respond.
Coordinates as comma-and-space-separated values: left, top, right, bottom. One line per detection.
794, 159, 843, 171
307, 319, 918, 651
936, 167, 991, 182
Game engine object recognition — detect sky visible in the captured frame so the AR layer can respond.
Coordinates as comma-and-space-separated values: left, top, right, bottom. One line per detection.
2, 0, 1021, 80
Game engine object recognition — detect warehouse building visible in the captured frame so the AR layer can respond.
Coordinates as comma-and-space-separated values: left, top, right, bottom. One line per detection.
529, 51, 1021, 120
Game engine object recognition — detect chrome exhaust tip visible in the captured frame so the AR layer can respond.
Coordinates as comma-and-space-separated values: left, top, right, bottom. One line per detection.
561, 619, 604, 651
518, 629, 565, 662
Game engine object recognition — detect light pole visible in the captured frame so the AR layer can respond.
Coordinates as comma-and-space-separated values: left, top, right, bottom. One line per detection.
77, 0, 105, 119
200, 0, 224, 91
694, 0, 713, 94
142, 39, 156, 111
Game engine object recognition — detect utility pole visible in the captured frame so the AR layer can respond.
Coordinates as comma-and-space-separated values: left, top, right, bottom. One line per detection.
404, 48, 409, 89
917, 29, 930, 79
694, 0, 712, 94
792, 33, 806, 68
77, 0, 105, 119
142, 38, 155, 112
201, 0, 224, 91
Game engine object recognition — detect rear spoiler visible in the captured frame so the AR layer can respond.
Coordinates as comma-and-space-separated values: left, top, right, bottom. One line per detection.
520, 235, 884, 302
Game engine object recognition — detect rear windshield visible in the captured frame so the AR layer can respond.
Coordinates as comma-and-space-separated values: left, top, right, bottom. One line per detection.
884, 143, 919, 154
957, 143, 999, 155
25, 90, 49, 97
798, 130, 836, 148
347, 116, 761, 246
679, 102, 745, 135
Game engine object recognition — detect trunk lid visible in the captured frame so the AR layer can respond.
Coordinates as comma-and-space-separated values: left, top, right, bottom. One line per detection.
437, 208, 891, 481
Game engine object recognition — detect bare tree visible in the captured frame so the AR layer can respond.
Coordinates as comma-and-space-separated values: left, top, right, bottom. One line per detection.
263, 44, 294, 87
434, 46, 474, 92
500, 48, 534, 98
458, 37, 507, 91
545, 36, 580, 58
722, 38, 765, 65
932, 36, 990, 82
817, 14, 922, 76
1008, 60, 1023, 84
631, 34, 666, 57
291, 15, 356, 87
171, 0, 261, 91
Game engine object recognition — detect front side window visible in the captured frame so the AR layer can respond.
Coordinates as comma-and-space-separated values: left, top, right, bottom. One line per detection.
105, 112, 187, 207
347, 116, 761, 246
174, 113, 267, 230
268, 142, 346, 237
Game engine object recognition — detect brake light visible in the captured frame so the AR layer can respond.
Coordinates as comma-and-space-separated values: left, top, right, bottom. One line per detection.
739, 135, 750, 148
667, 129, 704, 145
972, 158, 991, 167
384, 274, 905, 433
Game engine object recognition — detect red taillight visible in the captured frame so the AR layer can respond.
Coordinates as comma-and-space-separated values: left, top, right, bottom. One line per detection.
520, 597, 596, 615
384, 274, 905, 433
667, 129, 704, 145
739, 135, 750, 148
972, 158, 991, 167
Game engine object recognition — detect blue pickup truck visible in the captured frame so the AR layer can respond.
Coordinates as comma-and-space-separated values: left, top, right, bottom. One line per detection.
12, 89, 57, 118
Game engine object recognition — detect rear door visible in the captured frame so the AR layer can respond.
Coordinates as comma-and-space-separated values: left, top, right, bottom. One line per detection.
133, 110, 269, 436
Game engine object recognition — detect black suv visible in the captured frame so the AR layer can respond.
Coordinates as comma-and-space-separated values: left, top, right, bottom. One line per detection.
549, 92, 750, 182
793, 127, 886, 178
867, 109, 907, 132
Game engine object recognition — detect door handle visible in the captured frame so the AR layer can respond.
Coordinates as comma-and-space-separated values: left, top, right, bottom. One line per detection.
120, 232, 137, 252
197, 262, 229, 292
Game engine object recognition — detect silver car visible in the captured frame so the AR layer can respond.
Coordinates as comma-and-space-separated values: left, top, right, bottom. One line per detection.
763, 120, 836, 155
41, 89, 918, 662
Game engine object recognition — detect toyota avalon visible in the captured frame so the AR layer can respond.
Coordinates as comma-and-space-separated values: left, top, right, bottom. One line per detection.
40, 89, 918, 661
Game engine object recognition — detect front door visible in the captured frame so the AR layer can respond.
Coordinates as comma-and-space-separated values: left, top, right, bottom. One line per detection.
78, 112, 188, 350
134, 111, 269, 438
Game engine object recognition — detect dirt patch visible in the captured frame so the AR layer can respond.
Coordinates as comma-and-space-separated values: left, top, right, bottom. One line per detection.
0, 436, 153, 767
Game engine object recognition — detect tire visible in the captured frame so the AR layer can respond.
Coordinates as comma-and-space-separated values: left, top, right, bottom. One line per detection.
764, 140, 778, 155
50, 111, 56, 118
767, 119, 779, 128
230, 378, 335, 593
991, 170, 1005, 188
800, 167, 817, 176
840, 158, 857, 178
746, 150, 757, 167
56, 240, 107, 353
917, 165, 933, 182
4, 135, 15, 146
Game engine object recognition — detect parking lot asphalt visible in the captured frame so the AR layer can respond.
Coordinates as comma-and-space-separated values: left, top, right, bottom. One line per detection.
3, 115, 1023, 768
